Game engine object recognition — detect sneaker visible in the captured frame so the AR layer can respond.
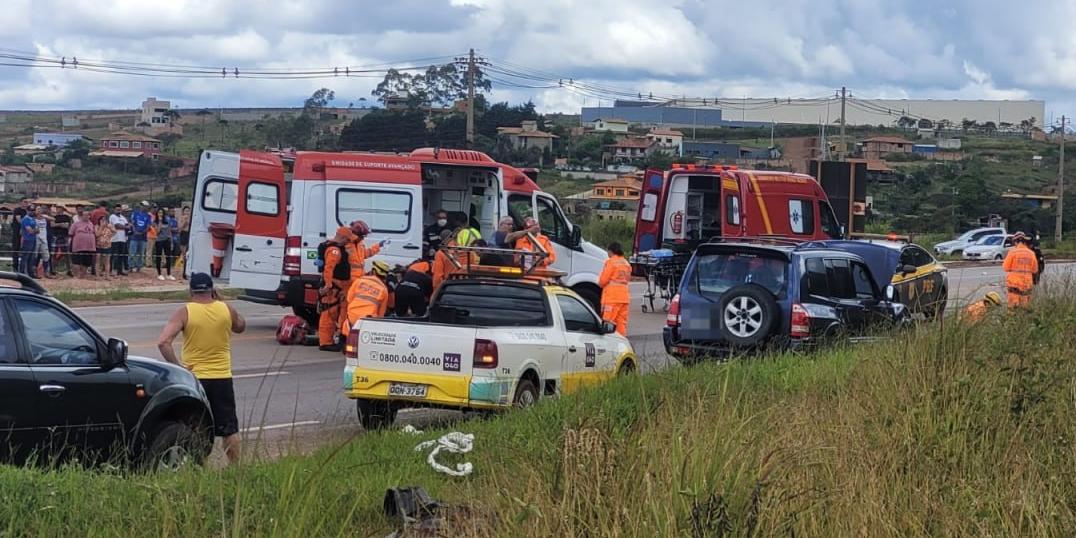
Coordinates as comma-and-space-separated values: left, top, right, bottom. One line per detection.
166, 275, 176, 281
157, 275, 165, 281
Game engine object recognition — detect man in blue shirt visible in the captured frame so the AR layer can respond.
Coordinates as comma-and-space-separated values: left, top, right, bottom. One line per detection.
18, 206, 40, 277
129, 201, 152, 273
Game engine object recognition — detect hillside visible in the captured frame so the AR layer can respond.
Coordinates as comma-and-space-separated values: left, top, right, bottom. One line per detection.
2, 290, 1075, 536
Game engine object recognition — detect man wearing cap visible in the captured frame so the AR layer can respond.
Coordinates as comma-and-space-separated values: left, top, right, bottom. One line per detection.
341, 260, 391, 337
515, 217, 557, 268
1002, 232, 1039, 308
157, 273, 246, 465
129, 201, 152, 273
317, 227, 355, 351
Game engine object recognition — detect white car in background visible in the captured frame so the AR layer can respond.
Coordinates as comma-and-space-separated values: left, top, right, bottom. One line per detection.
934, 227, 1006, 256
962, 234, 1013, 261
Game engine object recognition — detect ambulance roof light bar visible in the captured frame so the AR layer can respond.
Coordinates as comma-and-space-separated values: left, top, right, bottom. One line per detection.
670, 163, 738, 171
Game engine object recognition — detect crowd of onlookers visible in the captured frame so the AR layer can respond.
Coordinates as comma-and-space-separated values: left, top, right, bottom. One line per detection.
3, 199, 191, 281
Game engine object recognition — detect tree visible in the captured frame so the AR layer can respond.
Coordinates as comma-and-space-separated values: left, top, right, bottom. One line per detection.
1020, 117, 1036, 133
339, 109, 428, 152
937, 119, 952, 130
196, 109, 213, 141
303, 88, 335, 148
60, 138, 90, 163
371, 63, 491, 110
163, 109, 181, 130
961, 118, 977, 133
218, 118, 229, 146
982, 121, 997, 134
917, 118, 934, 129
157, 133, 181, 156
897, 116, 917, 129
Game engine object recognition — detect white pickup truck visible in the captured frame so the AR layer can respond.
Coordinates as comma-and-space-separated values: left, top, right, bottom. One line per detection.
343, 274, 638, 429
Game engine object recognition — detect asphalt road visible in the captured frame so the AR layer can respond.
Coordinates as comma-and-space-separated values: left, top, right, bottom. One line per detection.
72, 262, 1073, 452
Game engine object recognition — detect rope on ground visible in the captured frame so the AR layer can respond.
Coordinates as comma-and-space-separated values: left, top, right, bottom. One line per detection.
414, 432, 474, 477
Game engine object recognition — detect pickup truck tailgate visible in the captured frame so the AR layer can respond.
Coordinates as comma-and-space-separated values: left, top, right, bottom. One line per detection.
346, 320, 477, 402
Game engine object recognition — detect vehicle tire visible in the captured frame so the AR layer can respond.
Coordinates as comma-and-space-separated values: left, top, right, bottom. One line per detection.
617, 359, 636, 376
356, 399, 396, 430
994, 254, 1003, 261
718, 284, 779, 348
512, 378, 539, 408
143, 420, 211, 472
573, 285, 602, 314
293, 305, 319, 330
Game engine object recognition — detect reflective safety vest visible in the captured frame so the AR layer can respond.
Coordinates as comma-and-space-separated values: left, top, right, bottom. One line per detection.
599, 255, 632, 304
1002, 244, 1038, 292
342, 275, 388, 333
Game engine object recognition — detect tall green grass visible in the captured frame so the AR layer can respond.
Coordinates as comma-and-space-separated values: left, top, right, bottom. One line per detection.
3, 290, 1076, 535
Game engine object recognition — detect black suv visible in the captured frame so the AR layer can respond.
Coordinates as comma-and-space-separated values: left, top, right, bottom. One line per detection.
0, 272, 213, 469
665, 241, 908, 359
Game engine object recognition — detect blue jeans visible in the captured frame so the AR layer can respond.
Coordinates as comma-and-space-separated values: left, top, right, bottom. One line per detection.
129, 238, 147, 270
18, 242, 37, 276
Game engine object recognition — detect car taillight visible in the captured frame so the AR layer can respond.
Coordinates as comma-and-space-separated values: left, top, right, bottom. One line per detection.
790, 303, 810, 338
667, 294, 681, 327
284, 236, 302, 276
345, 329, 359, 358
473, 339, 498, 368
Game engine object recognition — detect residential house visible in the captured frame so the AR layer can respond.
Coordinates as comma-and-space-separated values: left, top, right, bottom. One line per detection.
860, 136, 913, 160
497, 120, 558, 152
565, 176, 643, 220
92, 132, 162, 159
590, 118, 630, 133
141, 97, 171, 126
12, 144, 51, 156
32, 132, 86, 148
25, 163, 55, 175
606, 137, 656, 162
0, 165, 33, 193
646, 128, 683, 156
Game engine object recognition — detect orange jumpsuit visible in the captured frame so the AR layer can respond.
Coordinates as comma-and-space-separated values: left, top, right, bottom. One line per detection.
962, 301, 989, 323
515, 233, 557, 267
598, 254, 632, 336
431, 247, 478, 290
1002, 243, 1038, 308
346, 239, 382, 280
318, 244, 350, 346
341, 275, 389, 335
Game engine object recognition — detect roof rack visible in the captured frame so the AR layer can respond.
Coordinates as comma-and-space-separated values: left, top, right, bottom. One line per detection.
704, 236, 806, 247
0, 271, 49, 295
443, 232, 552, 274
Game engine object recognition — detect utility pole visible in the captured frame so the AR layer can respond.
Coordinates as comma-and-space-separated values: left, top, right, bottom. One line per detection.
465, 48, 476, 147
837, 86, 847, 161
1057, 115, 1067, 242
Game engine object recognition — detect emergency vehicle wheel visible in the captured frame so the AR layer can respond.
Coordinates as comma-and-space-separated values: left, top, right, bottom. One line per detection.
512, 379, 539, 408
718, 284, 778, 348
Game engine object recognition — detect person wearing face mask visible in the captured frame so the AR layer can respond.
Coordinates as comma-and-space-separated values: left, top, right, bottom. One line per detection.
424, 209, 452, 257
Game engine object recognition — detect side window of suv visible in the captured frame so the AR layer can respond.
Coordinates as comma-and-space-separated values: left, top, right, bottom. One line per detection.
0, 304, 17, 363
851, 262, 877, 300
803, 258, 830, 298
908, 246, 934, 267
824, 259, 855, 300
13, 299, 99, 366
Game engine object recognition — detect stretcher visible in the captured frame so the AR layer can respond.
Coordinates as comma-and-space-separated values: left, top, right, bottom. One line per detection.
630, 249, 689, 313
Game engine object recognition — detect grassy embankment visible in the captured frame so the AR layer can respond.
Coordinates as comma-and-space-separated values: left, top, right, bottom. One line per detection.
4, 288, 1076, 535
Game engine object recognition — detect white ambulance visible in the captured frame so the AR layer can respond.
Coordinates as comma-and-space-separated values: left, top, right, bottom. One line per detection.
186, 149, 608, 325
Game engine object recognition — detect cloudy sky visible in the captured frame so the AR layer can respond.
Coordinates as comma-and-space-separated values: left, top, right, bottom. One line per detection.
1, 0, 1074, 125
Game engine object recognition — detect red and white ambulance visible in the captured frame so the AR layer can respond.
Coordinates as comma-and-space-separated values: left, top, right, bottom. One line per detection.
633, 164, 844, 254
187, 149, 608, 325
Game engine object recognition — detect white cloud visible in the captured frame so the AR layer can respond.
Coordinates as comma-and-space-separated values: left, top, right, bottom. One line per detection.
0, 0, 1072, 120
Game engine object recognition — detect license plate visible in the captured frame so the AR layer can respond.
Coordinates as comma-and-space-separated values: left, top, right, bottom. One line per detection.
388, 383, 428, 398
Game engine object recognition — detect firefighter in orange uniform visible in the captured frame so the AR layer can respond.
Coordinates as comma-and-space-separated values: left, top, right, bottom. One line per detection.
1002, 232, 1039, 308
962, 291, 1002, 323
346, 220, 386, 280
341, 260, 392, 336
317, 227, 355, 351
598, 242, 632, 336
514, 217, 557, 268
431, 230, 457, 290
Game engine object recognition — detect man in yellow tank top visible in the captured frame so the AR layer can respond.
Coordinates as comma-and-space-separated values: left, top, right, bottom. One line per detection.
157, 272, 247, 464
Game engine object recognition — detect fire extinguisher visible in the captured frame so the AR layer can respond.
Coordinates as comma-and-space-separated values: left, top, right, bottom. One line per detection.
671, 210, 683, 235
